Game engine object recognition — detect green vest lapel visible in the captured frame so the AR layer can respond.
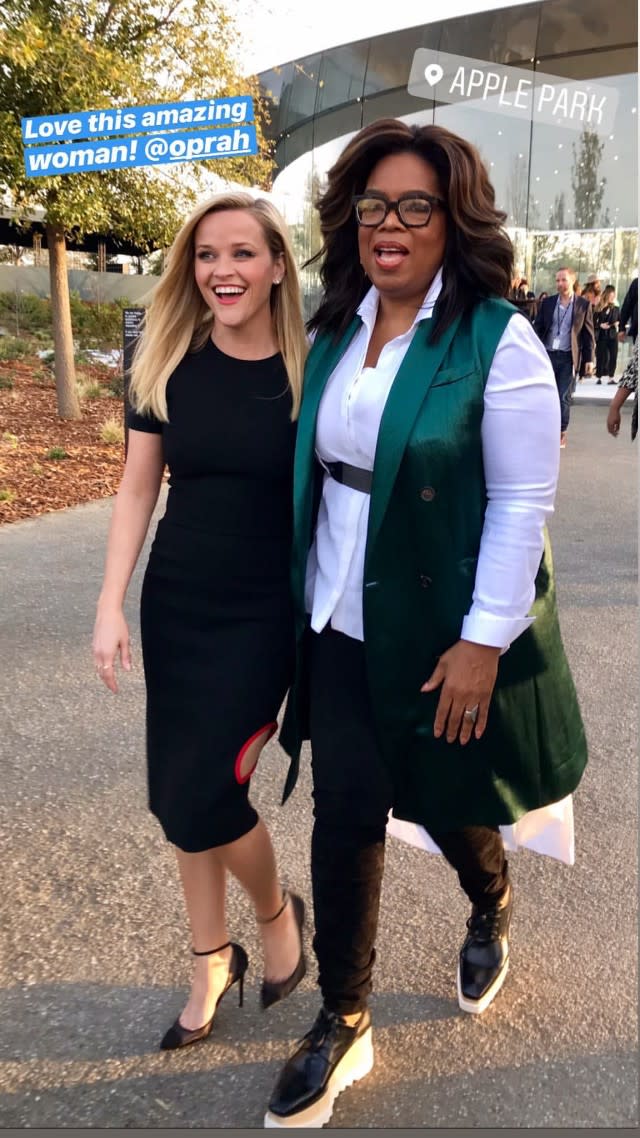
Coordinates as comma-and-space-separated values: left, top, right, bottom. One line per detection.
291, 317, 362, 604
366, 313, 462, 558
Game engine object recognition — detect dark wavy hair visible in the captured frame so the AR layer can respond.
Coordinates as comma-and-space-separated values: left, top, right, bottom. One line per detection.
306, 119, 514, 342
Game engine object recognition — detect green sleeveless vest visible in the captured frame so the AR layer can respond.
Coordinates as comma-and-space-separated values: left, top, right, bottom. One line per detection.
280, 297, 588, 829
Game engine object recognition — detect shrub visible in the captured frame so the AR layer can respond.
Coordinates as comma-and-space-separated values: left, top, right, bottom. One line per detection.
32, 369, 54, 386
77, 380, 103, 400
0, 336, 30, 360
100, 417, 124, 444
107, 373, 125, 398
31, 463, 44, 476
0, 374, 15, 390
1, 431, 19, 450
45, 445, 69, 460
0, 488, 15, 503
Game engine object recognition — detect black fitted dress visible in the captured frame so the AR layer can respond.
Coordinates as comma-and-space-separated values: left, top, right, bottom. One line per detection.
127, 338, 295, 853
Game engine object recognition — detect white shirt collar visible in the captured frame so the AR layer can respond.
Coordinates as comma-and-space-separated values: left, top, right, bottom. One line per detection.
357, 266, 444, 333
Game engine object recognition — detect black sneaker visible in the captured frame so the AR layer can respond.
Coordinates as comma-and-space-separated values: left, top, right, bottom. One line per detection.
457, 882, 513, 1015
264, 1005, 373, 1128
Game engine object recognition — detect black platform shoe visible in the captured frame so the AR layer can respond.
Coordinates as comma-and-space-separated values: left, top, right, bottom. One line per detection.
265, 1005, 374, 1128
160, 940, 249, 1050
260, 891, 306, 1011
457, 882, 513, 1015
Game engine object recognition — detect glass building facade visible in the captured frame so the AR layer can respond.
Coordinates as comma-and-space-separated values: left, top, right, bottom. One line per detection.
258, 0, 638, 321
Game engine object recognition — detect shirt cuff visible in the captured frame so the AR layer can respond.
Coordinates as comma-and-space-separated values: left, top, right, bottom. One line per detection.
460, 611, 535, 651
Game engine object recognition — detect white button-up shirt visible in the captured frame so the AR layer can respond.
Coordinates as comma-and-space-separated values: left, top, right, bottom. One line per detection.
305, 271, 561, 649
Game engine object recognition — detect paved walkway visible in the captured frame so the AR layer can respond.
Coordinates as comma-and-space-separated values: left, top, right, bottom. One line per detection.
0, 405, 636, 1128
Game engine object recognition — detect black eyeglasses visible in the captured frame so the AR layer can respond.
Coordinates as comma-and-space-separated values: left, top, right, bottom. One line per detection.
353, 191, 445, 228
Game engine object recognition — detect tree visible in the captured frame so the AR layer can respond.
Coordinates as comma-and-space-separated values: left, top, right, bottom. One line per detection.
571, 129, 606, 230
548, 191, 566, 230
0, 0, 273, 418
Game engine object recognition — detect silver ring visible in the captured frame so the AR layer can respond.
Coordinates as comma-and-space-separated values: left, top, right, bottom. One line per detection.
463, 705, 479, 722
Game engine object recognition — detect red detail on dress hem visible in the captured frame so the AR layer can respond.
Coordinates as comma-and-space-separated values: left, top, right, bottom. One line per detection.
234, 721, 278, 784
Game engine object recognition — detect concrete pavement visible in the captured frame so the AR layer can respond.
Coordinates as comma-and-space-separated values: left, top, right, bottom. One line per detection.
0, 403, 636, 1128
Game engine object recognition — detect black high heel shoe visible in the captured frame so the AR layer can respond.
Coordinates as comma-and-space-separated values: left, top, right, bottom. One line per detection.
259, 890, 306, 1011
160, 940, 249, 1051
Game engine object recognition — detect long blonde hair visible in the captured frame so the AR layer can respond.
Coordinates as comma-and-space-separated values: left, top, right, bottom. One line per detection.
596, 285, 616, 311
130, 193, 307, 420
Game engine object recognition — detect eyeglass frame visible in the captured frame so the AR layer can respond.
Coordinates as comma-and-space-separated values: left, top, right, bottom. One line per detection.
352, 190, 446, 228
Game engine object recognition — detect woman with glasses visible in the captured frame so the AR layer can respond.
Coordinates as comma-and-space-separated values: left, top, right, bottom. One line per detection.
265, 120, 587, 1128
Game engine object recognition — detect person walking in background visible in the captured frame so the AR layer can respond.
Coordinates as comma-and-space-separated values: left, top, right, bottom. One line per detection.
93, 193, 308, 1052
618, 277, 638, 344
584, 273, 602, 301
265, 120, 588, 1129
607, 343, 638, 441
533, 266, 595, 448
594, 285, 620, 383
573, 280, 583, 297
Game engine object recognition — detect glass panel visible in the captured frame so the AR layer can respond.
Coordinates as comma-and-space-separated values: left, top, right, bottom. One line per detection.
287, 55, 322, 126
529, 62, 637, 233
435, 99, 534, 229
316, 43, 369, 114
537, 0, 636, 57
313, 104, 363, 152
364, 26, 437, 96
439, 3, 539, 65
259, 62, 295, 140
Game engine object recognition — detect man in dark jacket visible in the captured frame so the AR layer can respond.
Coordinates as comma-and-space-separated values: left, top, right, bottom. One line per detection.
533, 266, 595, 448
618, 277, 638, 344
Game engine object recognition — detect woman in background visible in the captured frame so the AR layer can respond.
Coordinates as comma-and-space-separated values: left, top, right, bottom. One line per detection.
594, 285, 619, 383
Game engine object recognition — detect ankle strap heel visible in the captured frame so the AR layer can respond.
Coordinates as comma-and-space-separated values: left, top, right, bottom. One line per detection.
192, 940, 231, 956
256, 891, 289, 925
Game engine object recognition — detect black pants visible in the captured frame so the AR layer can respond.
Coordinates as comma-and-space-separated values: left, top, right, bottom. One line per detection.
596, 336, 618, 379
309, 627, 509, 1016
547, 350, 574, 431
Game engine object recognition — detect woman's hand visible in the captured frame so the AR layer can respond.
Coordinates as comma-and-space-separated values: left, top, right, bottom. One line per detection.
92, 606, 131, 693
607, 405, 622, 436
421, 639, 500, 744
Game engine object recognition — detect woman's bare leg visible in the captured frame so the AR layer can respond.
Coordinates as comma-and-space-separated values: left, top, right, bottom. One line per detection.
218, 817, 302, 983
175, 849, 233, 1030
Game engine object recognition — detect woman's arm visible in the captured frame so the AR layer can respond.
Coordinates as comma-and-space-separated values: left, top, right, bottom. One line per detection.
607, 386, 633, 436
423, 314, 559, 744
93, 429, 165, 691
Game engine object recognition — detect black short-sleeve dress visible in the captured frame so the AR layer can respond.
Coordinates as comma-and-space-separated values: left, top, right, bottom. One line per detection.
127, 338, 295, 853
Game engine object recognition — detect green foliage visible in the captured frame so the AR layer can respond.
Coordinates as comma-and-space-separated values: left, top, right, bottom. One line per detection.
107, 373, 124, 398
45, 445, 68, 459
0, 0, 273, 241
1, 431, 19, 449
0, 335, 31, 359
0, 373, 15, 389
0, 488, 16, 502
0, 290, 130, 348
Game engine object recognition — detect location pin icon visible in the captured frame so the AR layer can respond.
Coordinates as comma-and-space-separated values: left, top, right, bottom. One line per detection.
424, 63, 444, 87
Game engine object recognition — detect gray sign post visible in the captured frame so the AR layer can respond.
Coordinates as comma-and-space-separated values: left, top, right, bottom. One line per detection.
122, 307, 145, 456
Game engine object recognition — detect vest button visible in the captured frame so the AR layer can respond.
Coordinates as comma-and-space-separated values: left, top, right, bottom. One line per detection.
419, 574, 433, 589
420, 486, 436, 502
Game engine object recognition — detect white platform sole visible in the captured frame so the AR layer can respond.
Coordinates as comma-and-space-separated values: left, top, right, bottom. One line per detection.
457, 955, 509, 1015
264, 1026, 374, 1128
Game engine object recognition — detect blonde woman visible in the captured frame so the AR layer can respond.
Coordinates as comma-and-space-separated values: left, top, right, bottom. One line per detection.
594, 285, 620, 383
92, 194, 308, 1049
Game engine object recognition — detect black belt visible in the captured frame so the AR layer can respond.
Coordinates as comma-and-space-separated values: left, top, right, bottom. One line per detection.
322, 460, 373, 494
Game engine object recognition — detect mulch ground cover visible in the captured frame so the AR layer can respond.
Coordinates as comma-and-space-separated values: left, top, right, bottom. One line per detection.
0, 357, 125, 525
